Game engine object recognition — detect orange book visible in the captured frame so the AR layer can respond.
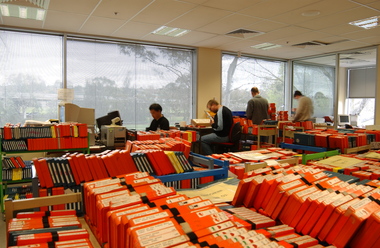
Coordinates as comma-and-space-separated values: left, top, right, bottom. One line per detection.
129, 219, 186, 248
323, 197, 364, 243
299, 192, 344, 235
107, 204, 149, 248
349, 210, 380, 248
242, 175, 265, 207
231, 176, 255, 207
265, 177, 306, 216
253, 174, 284, 210
333, 201, 380, 248
309, 194, 354, 238
119, 207, 163, 248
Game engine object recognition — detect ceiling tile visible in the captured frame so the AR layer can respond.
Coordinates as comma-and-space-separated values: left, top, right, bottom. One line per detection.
175, 0, 208, 4
44, 10, 88, 32
93, 0, 155, 20
298, 6, 380, 30
357, 36, 380, 44
196, 13, 262, 34
248, 26, 313, 43
49, 0, 100, 15
202, 0, 261, 12
270, 0, 359, 25
343, 28, 380, 40
319, 23, 362, 36
131, 0, 196, 25
193, 35, 240, 48
167, 5, 232, 30
112, 21, 159, 40
273, 31, 333, 46
79, 16, 126, 36
1, 16, 43, 29
238, 0, 321, 19
167, 30, 217, 46
245, 20, 288, 33
350, 0, 380, 4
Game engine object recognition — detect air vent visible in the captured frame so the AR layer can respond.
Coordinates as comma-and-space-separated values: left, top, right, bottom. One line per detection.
293, 39, 349, 48
225, 29, 263, 39
293, 41, 328, 47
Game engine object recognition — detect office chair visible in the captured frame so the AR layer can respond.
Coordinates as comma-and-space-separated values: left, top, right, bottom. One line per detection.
212, 122, 242, 154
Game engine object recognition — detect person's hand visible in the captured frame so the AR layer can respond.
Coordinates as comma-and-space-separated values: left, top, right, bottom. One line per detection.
210, 118, 214, 124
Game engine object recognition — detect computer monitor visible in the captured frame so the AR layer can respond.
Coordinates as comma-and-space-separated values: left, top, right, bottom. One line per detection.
107, 111, 122, 125
338, 114, 350, 126
96, 115, 112, 133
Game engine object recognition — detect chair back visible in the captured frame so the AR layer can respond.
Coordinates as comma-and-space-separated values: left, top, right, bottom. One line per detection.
229, 122, 242, 143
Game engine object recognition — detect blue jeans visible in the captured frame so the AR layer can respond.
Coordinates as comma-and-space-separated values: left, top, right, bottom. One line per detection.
201, 133, 229, 155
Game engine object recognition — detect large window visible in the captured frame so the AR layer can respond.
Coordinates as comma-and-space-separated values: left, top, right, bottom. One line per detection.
347, 98, 375, 127
0, 30, 194, 129
67, 38, 194, 130
293, 63, 335, 118
346, 67, 376, 127
222, 54, 286, 111
0, 30, 62, 126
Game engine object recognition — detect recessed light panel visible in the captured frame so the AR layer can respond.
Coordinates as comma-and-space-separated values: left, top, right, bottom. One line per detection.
349, 16, 380, 29
152, 26, 190, 37
251, 43, 282, 50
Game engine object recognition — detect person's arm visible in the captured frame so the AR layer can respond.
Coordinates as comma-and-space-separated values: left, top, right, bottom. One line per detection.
148, 119, 157, 131
246, 100, 253, 120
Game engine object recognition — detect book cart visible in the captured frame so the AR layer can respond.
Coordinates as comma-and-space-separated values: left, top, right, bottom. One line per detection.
154, 152, 229, 183
4, 192, 101, 248
0, 134, 90, 213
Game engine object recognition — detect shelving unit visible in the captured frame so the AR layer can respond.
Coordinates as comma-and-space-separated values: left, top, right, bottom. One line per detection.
1, 136, 90, 213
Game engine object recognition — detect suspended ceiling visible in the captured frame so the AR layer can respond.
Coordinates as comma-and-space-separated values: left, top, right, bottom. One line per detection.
0, 0, 379, 66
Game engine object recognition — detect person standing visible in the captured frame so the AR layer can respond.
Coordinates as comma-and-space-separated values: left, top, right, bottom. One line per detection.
293, 90, 314, 122
246, 87, 269, 125
147, 103, 170, 131
201, 99, 233, 155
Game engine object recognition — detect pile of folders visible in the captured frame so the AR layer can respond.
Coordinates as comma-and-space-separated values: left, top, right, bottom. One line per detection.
33, 150, 193, 189
1, 123, 89, 151
82, 171, 322, 248
232, 163, 380, 248
8, 210, 94, 248
2, 156, 32, 181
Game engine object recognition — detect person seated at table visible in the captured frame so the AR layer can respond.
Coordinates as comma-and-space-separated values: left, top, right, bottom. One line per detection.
201, 99, 233, 155
147, 103, 170, 131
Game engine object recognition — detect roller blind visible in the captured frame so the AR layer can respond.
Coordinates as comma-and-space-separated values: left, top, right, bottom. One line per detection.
348, 68, 376, 98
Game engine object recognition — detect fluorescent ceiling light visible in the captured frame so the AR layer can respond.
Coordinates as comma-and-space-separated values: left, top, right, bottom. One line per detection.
36, 8, 45, 20
0, 4, 9, 16
19, 6, 27, 18
349, 16, 380, 29
251, 43, 282, 50
152, 26, 190, 37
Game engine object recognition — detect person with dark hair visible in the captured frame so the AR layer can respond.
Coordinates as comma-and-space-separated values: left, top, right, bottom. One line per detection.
246, 87, 269, 125
293, 90, 314, 122
201, 99, 233, 155
148, 103, 170, 131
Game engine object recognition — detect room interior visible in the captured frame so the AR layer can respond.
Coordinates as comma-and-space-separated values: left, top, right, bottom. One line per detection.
0, 0, 379, 121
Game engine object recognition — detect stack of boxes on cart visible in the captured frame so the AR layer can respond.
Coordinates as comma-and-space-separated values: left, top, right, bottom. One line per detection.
289, 127, 379, 152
